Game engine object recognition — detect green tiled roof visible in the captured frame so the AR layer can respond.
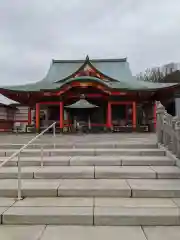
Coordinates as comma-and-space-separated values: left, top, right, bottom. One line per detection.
65, 99, 98, 108
0, 56, 178, 92
45, 57, 132, 83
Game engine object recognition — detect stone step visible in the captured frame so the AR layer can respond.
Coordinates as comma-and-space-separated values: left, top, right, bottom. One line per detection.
150, 166, 180, 179
94, 207, 180, 226
0, 148, 166, 157
94, 166, 155, 179
35, 166, 156, 179
0, 143, 158, 149
58, 179, 180, 198
2, 197, 180, 226
0, 179, 61, 197
128, 179, 180, 198
0, 165, 179, 179
2, 206, 93, 225
1, 178, 180, 198
0, 155, 174, 167
121, 156, 175, 166
95, 166, 180, 179
70, 156, 175, 166
0, 167, 37, 179
94, 197, 180, 225
0, 156, 71, 167
34, 166, 94, 179
0, 179, 131, 197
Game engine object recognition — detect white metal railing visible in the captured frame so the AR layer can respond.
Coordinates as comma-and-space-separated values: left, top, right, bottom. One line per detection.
0, 122, 56, 200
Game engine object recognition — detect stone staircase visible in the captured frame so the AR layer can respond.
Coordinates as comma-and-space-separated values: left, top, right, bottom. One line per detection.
0, 139, 180, 226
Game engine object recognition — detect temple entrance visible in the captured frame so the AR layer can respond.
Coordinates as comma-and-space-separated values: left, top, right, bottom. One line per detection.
112, 105, 133, 128
48, 105, 60, 122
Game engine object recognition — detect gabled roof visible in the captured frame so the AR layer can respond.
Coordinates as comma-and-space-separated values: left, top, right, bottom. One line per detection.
41, 56, 133, 84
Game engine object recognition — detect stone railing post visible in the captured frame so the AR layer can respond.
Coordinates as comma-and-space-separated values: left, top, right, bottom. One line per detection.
171, 117, 178, 154
162, 111, 172, 148
156, 101, 166, 144
156, 101, 180, 159
175, 120, 180, 158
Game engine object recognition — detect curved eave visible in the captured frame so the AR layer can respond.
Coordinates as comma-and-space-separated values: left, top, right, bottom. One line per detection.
143, 83, 179, 92
111, 83, 180, 92
59, 76, 110, 88
0, 81, 179, 95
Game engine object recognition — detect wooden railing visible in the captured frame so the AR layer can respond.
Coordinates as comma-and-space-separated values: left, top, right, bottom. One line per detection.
156, 101, 180, 158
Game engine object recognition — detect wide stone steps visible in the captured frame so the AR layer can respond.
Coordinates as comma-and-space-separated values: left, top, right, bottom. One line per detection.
0, 156, 174, 167
1, 197, 180, 226
0, 137, 179, 227
0, 166, 179, 179
0, 148, 165, 157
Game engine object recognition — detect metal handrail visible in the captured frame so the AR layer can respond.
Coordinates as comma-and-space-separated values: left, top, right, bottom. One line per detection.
0, 122, 56, 200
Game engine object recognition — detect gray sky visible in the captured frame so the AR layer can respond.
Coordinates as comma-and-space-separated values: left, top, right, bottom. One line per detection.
1, 0, 180, 89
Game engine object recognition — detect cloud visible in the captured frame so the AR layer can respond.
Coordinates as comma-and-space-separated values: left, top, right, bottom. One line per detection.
0, 0, 180, 87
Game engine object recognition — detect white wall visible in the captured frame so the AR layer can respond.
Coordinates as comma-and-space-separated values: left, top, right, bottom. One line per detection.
0, 107, 7, 120
14, 106, 28, 121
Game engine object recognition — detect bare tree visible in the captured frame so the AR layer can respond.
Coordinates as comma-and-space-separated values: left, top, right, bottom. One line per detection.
137, 63, 180, 83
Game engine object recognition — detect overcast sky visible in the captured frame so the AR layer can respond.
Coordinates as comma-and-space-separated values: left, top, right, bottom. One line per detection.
1, 0, 180, 88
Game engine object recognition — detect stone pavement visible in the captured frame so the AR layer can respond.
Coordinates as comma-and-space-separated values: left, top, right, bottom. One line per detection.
1, 225, 180, 240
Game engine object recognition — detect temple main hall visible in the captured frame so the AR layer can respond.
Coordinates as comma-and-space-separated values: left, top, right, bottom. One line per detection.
0, 56, 178, 133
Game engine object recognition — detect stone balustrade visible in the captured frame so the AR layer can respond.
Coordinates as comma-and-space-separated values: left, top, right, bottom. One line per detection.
156, 101, 180, 158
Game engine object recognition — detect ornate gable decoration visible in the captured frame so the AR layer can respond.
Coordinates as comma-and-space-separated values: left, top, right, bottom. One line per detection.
74, 64, 104, 80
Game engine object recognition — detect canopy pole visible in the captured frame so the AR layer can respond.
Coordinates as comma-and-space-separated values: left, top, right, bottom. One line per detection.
88, 115, 91, 130
132, 102, 136, 130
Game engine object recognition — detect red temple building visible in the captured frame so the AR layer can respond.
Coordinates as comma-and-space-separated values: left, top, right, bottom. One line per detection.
0, 56, 179, 133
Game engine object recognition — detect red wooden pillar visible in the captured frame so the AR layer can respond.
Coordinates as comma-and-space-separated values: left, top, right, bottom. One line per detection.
132, 102, 136, 129
59, 102, 64, 129
106, 101, 112, 128
28, 107, 31, 125
35, 103, 40, 132
154, 102, 157, 130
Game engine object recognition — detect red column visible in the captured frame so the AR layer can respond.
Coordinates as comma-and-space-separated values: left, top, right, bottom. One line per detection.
106, 101, 112, 128
35, 103, 40, 132
132, 102, 136, 129
59, 102, 64, 129
154, 102, 157, 130
28, 107, 31, 125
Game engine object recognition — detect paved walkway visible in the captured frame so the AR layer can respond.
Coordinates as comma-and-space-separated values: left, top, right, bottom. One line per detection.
0, 225, 180, 239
